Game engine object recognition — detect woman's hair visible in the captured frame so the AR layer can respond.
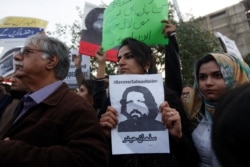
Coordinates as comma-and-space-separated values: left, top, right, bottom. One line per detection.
118, 37, 158, 74
81, 79, 95, 96
195, 54, 215, 77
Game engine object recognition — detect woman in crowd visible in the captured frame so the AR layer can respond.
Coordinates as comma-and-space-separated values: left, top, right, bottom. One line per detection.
73, 49, 108, 114
98, 20, 199, 167
185, 53, 250, 167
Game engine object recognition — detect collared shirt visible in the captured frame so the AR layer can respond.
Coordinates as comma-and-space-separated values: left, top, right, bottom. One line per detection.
14, 80, 63, 122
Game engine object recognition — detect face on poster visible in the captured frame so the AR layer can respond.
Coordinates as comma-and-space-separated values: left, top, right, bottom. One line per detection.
109, 74, 170, 155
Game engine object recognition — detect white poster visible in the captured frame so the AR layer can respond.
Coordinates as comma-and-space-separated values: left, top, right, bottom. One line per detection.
110, 74, 170, 155
63, 49, 90, 89
215, 31, 243, 60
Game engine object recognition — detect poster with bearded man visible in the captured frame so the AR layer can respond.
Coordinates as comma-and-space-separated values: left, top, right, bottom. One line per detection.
109, 74, 170, 154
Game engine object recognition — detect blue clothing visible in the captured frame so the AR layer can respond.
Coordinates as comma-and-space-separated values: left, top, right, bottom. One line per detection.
15, 81, 62, 122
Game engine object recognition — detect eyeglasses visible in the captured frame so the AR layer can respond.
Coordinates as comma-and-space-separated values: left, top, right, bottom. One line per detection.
19, 47, 51, 56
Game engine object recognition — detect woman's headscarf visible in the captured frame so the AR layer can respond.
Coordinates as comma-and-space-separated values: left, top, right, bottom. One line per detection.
186, 53, 250, 119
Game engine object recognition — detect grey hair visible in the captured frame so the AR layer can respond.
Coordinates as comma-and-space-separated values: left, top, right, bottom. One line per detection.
25, 34, 70, 80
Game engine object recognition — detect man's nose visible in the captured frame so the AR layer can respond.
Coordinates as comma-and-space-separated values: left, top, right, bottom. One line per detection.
14, 52, 23, 61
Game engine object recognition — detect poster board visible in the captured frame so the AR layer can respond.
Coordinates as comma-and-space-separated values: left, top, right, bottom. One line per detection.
109, 74, 170, 154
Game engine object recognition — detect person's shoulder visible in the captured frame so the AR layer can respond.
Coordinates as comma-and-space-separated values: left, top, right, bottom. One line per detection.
54, 84, 94, 109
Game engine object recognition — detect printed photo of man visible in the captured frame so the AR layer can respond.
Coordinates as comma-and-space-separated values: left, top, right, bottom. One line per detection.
118, 86, 165, 132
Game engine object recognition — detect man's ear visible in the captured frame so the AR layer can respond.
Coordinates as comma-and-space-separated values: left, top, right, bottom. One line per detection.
46, 56, 58, 70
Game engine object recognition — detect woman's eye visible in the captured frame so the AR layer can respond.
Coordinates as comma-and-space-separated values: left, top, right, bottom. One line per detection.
198, 75, 207, 80
117, 53, 134, 62
137, 100, 145, 104
126, 100, 133, 104
125, 54, 134, 59
214, 73, 223, 79
117, 56, 121, 62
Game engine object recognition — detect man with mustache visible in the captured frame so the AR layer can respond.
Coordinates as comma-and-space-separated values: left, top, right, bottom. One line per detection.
118, 86, 165, 132
0, 34, 109, 167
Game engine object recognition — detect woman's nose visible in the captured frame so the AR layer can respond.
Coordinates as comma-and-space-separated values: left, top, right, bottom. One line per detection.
205, 77, 214, 85
118, 56, 125, 65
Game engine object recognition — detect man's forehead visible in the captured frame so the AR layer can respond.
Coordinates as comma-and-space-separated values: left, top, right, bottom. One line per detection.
126, 91, 144, 100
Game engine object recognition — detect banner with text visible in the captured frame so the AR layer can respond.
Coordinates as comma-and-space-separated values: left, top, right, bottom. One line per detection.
102, 0, 169, 52
0, 16, 48, 77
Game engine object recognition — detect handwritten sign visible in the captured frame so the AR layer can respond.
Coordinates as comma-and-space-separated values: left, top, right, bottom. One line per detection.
110, 74, 170, 154
102, 0, 169, 51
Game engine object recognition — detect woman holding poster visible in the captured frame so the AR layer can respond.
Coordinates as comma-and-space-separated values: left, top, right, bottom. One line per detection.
98, 21, 199, 167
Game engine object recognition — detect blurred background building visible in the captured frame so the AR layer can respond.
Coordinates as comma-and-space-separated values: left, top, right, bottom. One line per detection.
200, 0, 250, 57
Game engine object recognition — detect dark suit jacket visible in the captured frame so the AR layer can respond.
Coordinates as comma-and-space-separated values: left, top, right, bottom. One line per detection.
0, 83, 109, 167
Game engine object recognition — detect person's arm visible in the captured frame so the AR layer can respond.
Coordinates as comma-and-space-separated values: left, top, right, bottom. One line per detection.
95, 48, 106, 79
93, 48, 108, 113
163, 87, 199, 167
73, 55, 84, 87
162, 20, 183, 96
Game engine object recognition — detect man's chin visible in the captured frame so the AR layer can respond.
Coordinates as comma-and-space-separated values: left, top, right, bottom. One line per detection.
131, 116, 138, 120
131, 115, 142, 120
14, 71, 25, 78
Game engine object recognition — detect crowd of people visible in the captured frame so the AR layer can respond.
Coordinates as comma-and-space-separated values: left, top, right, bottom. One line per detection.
0, 11, 249, 167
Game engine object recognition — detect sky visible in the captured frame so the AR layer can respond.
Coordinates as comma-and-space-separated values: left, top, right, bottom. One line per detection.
0, 0, 241, 32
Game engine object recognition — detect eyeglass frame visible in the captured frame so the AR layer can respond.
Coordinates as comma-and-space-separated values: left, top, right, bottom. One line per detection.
19, 47, 51, 57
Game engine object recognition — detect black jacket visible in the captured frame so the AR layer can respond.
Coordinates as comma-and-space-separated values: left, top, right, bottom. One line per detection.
98, 36, 199, 167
